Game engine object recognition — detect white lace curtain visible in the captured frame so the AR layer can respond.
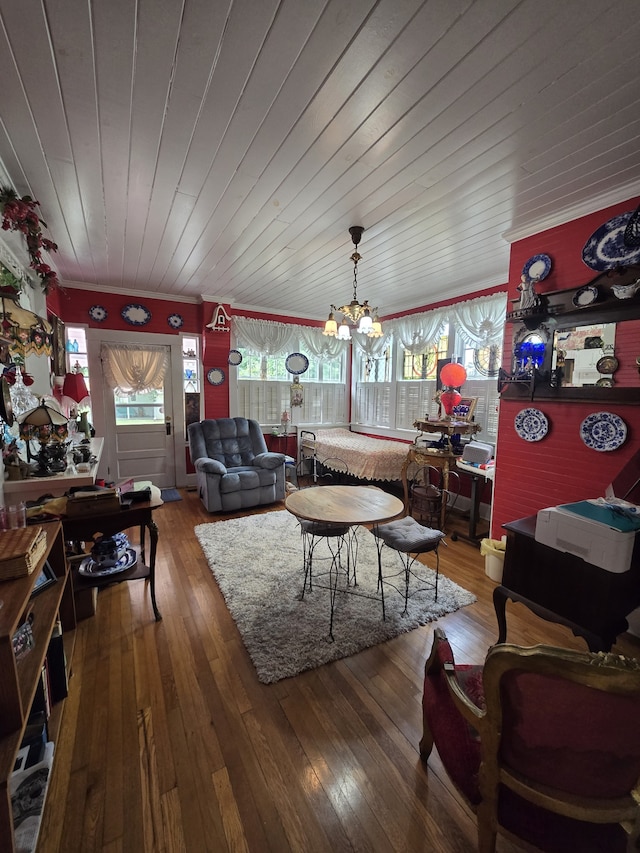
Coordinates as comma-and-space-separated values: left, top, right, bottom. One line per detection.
299, 325, 347, 358
351, 328, 392, 358
451, 293, 507, 347
233, 316, 297, 356
101, 343, 168, 392
386, 309, 447, 354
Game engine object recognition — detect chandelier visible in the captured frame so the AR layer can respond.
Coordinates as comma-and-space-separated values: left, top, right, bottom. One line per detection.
323, 226, 383, 340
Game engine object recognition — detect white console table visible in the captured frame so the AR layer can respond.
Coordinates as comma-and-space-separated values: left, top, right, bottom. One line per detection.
3, 437, 104, 502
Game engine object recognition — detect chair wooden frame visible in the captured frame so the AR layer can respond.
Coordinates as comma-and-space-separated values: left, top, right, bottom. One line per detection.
420, 628, 640, 853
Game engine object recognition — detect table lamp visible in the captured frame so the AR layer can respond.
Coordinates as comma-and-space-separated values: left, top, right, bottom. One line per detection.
439, 363, 467, 417
18, 399, 69, 475
62, 370, 91, 438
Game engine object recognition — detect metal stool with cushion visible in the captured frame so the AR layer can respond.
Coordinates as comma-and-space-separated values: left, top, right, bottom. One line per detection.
299, 518, 353, 641
371, 516, 445, 617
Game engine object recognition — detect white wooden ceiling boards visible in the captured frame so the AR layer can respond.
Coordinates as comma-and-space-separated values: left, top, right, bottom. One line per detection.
0, 0, 638, 320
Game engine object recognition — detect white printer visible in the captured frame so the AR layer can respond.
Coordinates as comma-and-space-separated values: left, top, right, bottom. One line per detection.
535, 500, 640, 574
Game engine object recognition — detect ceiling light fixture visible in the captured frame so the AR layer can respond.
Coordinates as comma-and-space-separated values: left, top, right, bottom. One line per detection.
323, 226, 382, 339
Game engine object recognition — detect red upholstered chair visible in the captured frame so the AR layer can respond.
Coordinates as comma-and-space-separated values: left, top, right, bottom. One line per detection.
420, 628, 640, 853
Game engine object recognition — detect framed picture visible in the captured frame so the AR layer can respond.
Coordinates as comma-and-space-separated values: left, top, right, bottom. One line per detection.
50, 314, 66, 376
31, 560, 57, 598
290, 379, 303, 408
452, 396, 478, 422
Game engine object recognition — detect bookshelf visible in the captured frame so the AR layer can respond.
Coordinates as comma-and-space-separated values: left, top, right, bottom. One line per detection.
0, 522, 76, 853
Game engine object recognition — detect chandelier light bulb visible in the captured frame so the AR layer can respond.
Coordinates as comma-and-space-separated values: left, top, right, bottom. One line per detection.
337, 320, 351, 340
323, 310, 338, 336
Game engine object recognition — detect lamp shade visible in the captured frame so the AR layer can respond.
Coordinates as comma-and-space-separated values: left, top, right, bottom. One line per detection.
62, 371, 89, 403
19, 400, 68, 428
440, 389, 462, 416
440, 362, 467, 388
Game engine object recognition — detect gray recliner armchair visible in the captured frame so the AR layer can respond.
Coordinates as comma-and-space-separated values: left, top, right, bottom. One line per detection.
188, 417, 286, 512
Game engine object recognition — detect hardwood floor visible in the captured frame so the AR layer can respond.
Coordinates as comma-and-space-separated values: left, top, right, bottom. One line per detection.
37, 491, 640, 853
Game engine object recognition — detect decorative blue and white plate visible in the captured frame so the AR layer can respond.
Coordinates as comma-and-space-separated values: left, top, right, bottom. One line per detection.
522, 254, 551, 282
89, 305, 107, 322
285, 352, 309, 375
121, 303, 152, 325
167, 313, 183, 329
206, 367, 226, 386
579, 411, 627, 452
78, 548, 137, 577
228, 349, 243, 366
582, 211, 640, 270
572, 285, 599, 308
514, 408, 549, 442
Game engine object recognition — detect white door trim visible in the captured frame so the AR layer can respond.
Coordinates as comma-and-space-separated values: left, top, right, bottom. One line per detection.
86, 328, 188, 487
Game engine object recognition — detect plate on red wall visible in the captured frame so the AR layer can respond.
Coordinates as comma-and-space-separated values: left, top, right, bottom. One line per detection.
582, 211, 640, 270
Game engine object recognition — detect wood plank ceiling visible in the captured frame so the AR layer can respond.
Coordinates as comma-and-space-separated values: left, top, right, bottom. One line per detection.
0, 0, 639, 321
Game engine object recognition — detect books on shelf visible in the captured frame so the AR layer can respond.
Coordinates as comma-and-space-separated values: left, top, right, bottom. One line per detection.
10, 741, 54, 853
0, 527, 47, 579
46, 620, 68, 703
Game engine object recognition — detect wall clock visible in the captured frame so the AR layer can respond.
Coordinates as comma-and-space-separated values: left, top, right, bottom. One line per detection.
121, 304, 152, 325
206, 367, 226, 386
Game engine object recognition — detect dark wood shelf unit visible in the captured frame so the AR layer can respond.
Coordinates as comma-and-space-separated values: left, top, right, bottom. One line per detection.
0, 522, 76, 853
502, 264, 640, 403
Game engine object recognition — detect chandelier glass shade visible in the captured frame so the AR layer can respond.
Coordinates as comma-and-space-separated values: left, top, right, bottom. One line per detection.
323, 226, 382, 339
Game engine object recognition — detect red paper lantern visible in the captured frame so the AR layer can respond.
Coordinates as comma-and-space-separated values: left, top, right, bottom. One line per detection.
440, 362, 467, 388
440, 389, 462, 416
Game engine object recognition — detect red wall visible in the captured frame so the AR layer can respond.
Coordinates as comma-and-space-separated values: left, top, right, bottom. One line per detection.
492, 195, 640, 535
52, 288, 202, 335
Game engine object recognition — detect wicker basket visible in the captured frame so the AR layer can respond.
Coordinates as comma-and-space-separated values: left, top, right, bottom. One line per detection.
0, 526, 47, 580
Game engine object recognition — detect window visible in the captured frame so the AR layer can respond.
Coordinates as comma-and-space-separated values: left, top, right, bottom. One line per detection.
182, 336, 200, 392
400, 328, 449, 381
235, 343, 347, 425
65, 325, 92, 422
352, 312, 503, 444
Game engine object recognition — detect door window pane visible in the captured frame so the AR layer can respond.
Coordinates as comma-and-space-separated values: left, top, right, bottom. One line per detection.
114, 389, 165, 425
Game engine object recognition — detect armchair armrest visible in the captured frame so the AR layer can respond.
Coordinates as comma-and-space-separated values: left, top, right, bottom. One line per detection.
443, 662, 486, 728
195, 458, 227, 476
253, 452, 285, 470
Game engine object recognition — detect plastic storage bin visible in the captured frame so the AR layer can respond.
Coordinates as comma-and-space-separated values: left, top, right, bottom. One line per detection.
480, 537, 506, 582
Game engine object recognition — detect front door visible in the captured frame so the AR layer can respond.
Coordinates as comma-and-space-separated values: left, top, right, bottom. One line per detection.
87, 331, 188, 490
103, 352, 176, 488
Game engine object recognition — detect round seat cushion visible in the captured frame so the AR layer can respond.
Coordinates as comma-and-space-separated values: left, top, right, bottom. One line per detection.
373, 516, 444, 552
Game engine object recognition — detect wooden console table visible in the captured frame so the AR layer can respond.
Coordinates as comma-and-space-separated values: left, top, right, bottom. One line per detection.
3, 437, 105, 502
497, 515, 640, 651
62, 493, 164, 621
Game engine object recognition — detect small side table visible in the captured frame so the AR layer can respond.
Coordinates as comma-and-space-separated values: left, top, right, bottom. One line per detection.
268, 431, 297, 485
62, 492, 164, 621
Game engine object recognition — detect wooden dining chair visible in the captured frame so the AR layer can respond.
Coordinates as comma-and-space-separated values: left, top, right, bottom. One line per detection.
420, 628, 640, 853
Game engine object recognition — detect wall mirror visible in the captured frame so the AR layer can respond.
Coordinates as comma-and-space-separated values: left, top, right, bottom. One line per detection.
551, 322, 616, 388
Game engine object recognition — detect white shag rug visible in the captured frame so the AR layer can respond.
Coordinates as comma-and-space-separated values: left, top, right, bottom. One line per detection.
195, 510, 476, 683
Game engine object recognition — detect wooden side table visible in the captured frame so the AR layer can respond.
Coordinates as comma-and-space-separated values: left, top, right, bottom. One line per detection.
62, 495, 164, 621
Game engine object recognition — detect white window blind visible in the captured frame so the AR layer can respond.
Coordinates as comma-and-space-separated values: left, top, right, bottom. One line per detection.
237, 380, 346, 425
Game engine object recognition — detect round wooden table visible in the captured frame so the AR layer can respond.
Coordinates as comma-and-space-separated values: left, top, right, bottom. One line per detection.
285, 485, 404, 639
285, 484, 404, 526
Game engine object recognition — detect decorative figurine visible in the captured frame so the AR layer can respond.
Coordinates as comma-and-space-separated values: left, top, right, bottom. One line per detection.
517, 274, 538, 310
